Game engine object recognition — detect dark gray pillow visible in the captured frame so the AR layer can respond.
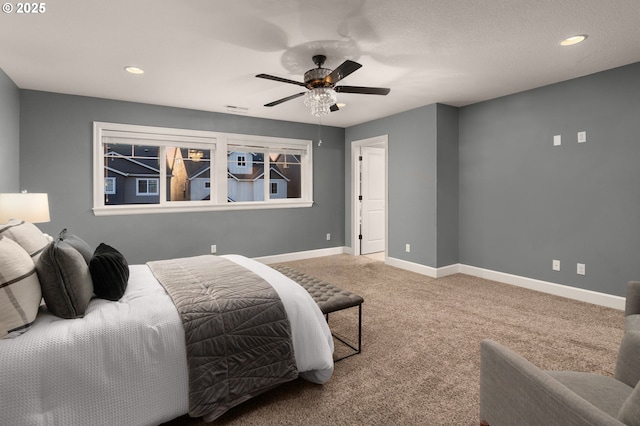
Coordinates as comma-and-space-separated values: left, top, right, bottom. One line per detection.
89, 243, 129, 301
36, 240, 94, 319
58, 228, 93, 264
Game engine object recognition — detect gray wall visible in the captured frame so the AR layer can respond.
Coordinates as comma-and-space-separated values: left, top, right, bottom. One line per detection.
0, 68, 20, 192
19, 90, 345, 263
12, 60, 640, 297
346, 103, 458, 267
436, 105, 459, 267
459, 61, 640, 297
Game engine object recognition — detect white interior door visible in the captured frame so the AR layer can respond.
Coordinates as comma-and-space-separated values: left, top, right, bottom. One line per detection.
360, 146, 385, 254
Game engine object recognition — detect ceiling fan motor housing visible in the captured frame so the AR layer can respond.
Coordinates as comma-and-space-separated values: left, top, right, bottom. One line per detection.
304, 67, 332, 90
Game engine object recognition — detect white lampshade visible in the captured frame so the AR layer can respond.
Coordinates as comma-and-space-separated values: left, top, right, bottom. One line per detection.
0, 193, 50, 224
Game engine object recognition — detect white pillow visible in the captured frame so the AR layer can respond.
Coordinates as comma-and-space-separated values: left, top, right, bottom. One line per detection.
0, 236, 42, 338
0, 219, 50, 264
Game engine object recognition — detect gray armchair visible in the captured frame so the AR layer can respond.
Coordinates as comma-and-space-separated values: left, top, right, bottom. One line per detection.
625, 281, 640, 331
479, 331, 640, 426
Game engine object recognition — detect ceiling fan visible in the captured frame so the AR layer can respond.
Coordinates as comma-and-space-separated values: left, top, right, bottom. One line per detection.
256, 55, 390, 116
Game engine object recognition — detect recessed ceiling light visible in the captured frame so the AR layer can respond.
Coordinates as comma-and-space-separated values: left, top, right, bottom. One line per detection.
560, 35, 587, 46
124, 66, 144, 75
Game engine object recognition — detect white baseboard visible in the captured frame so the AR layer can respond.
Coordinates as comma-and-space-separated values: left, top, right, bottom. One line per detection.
254, 246, 348, 265
384, 257, 624, 310
458, 264, 625, 310
256, 250, 625, 311
385, 256, 458, 278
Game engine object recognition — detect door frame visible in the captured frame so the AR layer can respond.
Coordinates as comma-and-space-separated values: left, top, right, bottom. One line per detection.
351, 134, 388, 257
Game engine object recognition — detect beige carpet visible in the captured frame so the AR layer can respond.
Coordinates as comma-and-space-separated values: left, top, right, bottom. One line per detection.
162, 254, 624, 425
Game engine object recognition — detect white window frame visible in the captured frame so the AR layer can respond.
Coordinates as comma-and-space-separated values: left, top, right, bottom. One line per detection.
93, 122, 313, 216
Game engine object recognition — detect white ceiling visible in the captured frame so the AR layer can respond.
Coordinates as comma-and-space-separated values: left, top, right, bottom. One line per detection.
2, 0, 640, 128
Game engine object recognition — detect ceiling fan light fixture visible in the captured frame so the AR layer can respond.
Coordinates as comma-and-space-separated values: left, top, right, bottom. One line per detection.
304, 87, 337, 117
560, 35, 587, 46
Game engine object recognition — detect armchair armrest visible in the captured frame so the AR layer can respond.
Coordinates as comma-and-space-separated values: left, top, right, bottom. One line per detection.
625, 282, 640, 317
480, 339, 624, 426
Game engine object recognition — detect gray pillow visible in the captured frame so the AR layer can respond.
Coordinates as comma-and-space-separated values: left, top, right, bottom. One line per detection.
58, 228, 93, 264
615, 331, 640, 388
618, 378, 640, 425
36, 240, 94, 319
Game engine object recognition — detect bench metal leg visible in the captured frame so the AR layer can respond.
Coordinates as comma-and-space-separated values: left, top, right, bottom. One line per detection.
326, 303, 362, 362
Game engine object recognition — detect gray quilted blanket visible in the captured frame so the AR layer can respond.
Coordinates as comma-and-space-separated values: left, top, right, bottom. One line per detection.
147, 255, 297, 421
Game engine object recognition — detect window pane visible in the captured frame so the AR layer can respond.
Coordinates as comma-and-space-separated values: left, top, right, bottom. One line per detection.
166, 147, 211, 202
269, 153, 301, 199
147, 179, 158, 194
227, 151, 264, 202
103, 143, 160, 205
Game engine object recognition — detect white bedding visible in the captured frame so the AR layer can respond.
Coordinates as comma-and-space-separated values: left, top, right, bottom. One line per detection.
0, 255, 334, 426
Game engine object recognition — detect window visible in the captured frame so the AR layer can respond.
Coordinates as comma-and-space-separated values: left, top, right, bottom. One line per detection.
165, 147, 211, 202
136, 178, 159, 195
104, 177, 116, 195
93, 122, 312, 215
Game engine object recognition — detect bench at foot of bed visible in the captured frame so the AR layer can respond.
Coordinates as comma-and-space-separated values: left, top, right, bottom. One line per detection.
272, 265, 363, 361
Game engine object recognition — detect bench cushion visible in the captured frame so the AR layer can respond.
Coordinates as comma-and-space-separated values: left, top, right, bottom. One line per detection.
272, 265, 363, 314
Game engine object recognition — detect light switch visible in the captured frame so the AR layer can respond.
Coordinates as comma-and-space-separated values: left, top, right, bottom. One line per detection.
553, 135, 561, 146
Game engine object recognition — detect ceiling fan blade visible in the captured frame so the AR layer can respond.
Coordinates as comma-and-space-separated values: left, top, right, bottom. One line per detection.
264, 92, 306, 107
256, 74, 306, 87
330, 104, 340, 112
325, 60, 362, 85
335, 85, 391, 95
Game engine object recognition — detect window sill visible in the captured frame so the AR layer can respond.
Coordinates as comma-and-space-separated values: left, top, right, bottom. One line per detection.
92, 201, 314, 216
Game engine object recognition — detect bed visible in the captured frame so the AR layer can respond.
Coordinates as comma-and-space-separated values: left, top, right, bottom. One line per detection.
0, 221, 334, 426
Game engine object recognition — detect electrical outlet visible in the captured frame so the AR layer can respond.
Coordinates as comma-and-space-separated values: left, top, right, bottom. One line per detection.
552, 259, 560, 271
405, 244, 411, 253
326, 233, 331, 241
210, 245, 217, 254
577, 131, 586, 143
577, 263, 585, 275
